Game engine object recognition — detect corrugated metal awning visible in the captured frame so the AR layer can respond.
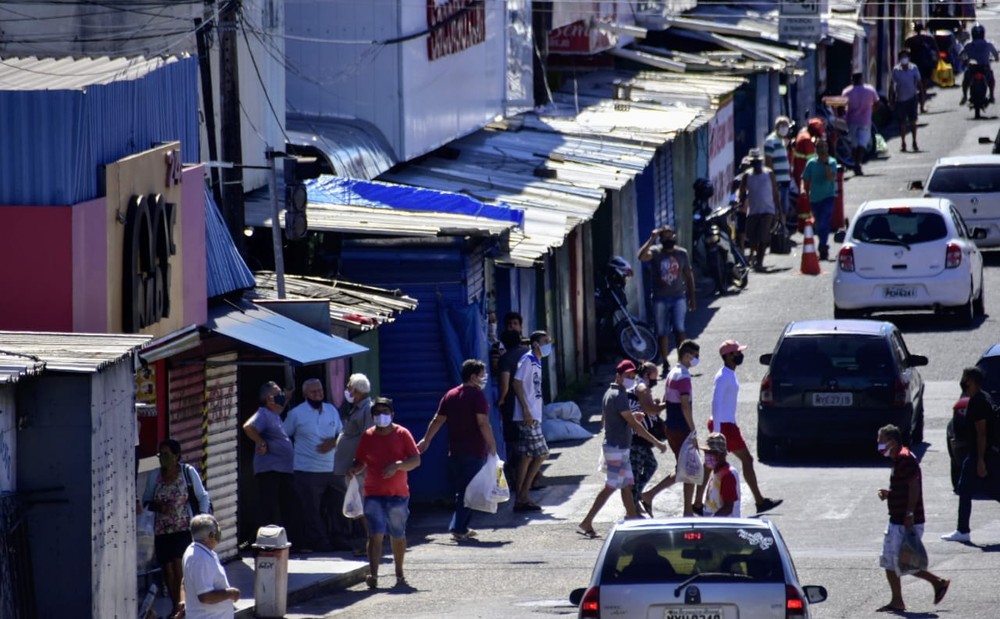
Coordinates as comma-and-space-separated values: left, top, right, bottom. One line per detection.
205, 187, 256, 298
207, 300, 367, 365
0, 55, 181, 90
286, 115, 397, 181
252, 272, 419, 331
0, 332, 151, 374
0, 351, 45, 384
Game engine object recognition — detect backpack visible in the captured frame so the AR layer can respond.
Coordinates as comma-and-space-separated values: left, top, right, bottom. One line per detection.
182, 464, 213, 515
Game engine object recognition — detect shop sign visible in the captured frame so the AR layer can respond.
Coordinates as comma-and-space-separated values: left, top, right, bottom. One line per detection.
779, 0, 821, 42
427, 0, 486, 61
122, 192, 177, 332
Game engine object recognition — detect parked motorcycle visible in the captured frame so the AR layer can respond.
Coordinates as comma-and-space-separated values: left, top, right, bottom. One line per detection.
595, 256, 659, 363
691, 178, 749, 295
967, 61, 990, 119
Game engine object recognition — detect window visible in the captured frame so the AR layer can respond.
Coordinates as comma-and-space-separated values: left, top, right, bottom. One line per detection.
927, 165, 1000, 193
772, 336, 894, 380
852, 212, 947, 245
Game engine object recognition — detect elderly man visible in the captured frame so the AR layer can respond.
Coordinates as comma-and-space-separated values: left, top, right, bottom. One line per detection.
180, 514, 240, 619
738, 148, 782, 272
283, 378, 342, 553
333, 373, 374, 556
242, 382, 295, 534
763, 116, 793, 223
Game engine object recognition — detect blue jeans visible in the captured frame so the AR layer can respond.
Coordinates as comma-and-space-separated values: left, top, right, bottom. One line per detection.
811, 197, 835, 252
777, 182, 791, 219
449, 455, 486, 535
653, 295, 687, 335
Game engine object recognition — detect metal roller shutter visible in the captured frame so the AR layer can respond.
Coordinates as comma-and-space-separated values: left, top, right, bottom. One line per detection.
205, 353, 239, 561
168, 363, 205, 472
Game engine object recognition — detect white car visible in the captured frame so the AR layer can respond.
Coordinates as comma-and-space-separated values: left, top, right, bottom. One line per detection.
833, 198, 986, 325
923, 155, 1000, 247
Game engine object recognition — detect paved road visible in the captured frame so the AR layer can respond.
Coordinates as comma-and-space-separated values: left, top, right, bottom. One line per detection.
285, 10, 1000, 617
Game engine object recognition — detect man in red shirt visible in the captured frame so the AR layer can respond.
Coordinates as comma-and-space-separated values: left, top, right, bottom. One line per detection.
417, 359, 498, 542
350, 397, 421, 590
875, 424, 950, 612
702, 433, 740, 517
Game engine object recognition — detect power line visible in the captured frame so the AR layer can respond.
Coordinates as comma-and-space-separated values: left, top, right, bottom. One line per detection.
238, 7, 290, 146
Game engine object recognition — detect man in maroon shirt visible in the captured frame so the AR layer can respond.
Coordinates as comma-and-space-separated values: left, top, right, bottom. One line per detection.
417, 359, 498, 541
875, 424, 950, 612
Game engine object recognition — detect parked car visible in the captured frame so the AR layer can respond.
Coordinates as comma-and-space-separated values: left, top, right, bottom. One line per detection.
832, 198, 986, 326
569, 518, 827, 619
921, 155, 1000, 248
757, 319, 927, 460
946, 343, 1000, 490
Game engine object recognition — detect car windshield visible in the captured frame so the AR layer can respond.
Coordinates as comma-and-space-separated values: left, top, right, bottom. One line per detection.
771, 335, 895, 380
852, 211, 946, 244
927, 165, 1000, 193
600, 526, 784, 585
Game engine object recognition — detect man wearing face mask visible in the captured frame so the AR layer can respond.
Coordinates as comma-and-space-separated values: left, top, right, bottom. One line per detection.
512, 330, 553, 511
333, 373, 374, 556
801, 139, 839, 261
693, 340, 781, 516
701, 433, 740, 517
941, 367, 1000, 543
627, 361, 667, 516
578, 360, 667, 537
282, 378, 342, 553
763, 116, 793, 224
243, 381, 296, 536
889, 49, 925, 152
417, 359, 497, 541
876, 424, 950, 612
738, 148, 782, 272
637, 226, 696, 374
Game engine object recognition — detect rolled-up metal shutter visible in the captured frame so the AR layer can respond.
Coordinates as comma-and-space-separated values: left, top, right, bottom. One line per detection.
169, 363, 206, 472
205, 353, 239, 561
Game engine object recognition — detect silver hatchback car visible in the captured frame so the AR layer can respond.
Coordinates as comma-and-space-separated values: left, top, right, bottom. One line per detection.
570, 518, 827, 619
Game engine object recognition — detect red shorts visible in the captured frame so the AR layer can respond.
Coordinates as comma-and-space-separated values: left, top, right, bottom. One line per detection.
706, 419, 748, 453
665, 428, 689, 458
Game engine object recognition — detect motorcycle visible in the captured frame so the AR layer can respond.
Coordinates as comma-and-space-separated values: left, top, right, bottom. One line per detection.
691, 178, 750, 295
595, 257, 659, 363
967, 61, 990, 119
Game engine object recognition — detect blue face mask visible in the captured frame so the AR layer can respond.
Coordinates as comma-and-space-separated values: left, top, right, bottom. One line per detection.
272, 393, 286, 406
540, 343, 553, 358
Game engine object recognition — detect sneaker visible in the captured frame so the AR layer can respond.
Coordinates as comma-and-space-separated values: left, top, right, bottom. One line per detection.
452, 529, 478, 541
755, 498, 783, 514
940, 530, 970, 543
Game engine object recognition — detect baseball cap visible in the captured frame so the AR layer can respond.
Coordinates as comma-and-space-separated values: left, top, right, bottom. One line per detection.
702, 432, 728, 454
719, 339, 748, 356
616, 359, 637, 374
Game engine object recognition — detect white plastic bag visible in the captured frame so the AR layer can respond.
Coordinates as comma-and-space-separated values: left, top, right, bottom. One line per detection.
897, 528, 929, 575
343, 475, 364, 519
465, 454, 507, 513
676, 432, 704, 485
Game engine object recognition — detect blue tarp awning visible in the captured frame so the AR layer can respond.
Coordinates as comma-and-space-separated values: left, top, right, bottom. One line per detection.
207, 300, 367, 365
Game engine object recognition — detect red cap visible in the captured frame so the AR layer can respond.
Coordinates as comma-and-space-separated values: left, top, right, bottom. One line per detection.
719, 340, 747, 356
616, 359, 637, 374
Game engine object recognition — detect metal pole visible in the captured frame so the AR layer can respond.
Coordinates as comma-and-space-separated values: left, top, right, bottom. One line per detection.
267, 147, 287, 299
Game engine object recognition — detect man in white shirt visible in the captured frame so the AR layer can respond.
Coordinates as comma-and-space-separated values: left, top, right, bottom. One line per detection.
181, 514, 239, 619
694, 339, 782, 516
512, 330, 552, 512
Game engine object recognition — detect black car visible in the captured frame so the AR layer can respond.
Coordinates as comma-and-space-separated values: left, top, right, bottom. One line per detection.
757, 320, 928, 460
946, 343, 1000, 490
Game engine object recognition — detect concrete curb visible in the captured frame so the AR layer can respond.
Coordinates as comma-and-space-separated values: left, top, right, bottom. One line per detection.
234, 564, 369, 619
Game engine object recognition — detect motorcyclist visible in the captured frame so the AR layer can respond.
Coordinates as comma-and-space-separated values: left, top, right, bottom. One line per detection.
960, 23, 999, 104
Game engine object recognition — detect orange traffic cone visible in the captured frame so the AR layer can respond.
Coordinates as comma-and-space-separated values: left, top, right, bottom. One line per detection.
800, 218, 822, 275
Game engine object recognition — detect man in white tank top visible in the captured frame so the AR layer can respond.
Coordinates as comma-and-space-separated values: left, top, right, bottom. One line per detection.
738, 149, 782, 272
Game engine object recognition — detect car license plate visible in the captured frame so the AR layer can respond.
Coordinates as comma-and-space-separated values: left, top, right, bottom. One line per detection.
883, 285, 916, 299
664, 608, 723, 619
813, 392, 853, 406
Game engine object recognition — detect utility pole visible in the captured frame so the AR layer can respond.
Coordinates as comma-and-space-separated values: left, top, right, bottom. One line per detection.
219, 0, 245, 252
195, 16, 222, 210
266, 147, 287, 299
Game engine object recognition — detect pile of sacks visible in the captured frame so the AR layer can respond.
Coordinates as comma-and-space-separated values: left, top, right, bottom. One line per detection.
540, 401, 592, 442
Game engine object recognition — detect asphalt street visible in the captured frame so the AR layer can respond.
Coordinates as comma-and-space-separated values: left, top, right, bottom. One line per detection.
283, 10, 1000, 617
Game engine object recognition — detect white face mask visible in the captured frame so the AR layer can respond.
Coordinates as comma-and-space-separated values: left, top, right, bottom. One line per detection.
540, 343, 553, 358
900, 57, 910, 66
374, 413, 392, 428
623, 377, 637, 390
344, 389, 355, 404
777, 125, 789, 137
689, 356, 700, 368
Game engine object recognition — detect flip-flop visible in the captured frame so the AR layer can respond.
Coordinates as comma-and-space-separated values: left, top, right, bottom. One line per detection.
576, 526, 599, 539
875, 603, 904, 613
640, 498, 654, 516
934, 578, 950, 605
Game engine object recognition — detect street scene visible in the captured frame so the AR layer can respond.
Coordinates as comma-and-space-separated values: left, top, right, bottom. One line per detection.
2, 1, 1000, 618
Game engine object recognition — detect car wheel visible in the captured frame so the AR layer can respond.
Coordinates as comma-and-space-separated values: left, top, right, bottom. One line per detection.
757, 431, 777, 462
973, 282, 985, 318
833, 306, 862, 319
911, 409, 924, 445
953, 292, 975, 327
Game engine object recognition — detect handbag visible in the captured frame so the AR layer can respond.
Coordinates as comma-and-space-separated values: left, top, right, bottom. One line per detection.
183, 464, 212, 515
770, 220, 791, 254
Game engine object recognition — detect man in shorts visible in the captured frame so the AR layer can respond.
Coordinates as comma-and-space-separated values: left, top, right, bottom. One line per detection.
875, 424, 950, 613
512, 330, 553, 512
738, 148, 781, 272
577, 360, 666, 537
889, 49, 925, 152
693, 339, 782, 516
637, 226, 696, 373
841, 72, 880, 175
350, 397, 421, 590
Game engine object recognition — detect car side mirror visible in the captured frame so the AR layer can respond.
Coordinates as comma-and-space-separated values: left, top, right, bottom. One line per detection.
909, 180, 924, 191
908, 354, 929, 367
759, 353, 773, 365
972, 227, 988, 240
833, 230, 846, 243
804, 585, 828, 604
978, 136, 995, 144
569, 588, 586, 606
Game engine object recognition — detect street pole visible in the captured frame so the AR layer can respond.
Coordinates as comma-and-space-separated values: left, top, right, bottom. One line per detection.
219, 0, 245, 254
266, 147, 287, 299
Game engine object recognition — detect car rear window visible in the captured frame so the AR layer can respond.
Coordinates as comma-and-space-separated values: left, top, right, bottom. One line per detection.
771, 335, 895, 380
599, 526, 783, 585
927, 165, 1000, 193
852, 211, 946, 244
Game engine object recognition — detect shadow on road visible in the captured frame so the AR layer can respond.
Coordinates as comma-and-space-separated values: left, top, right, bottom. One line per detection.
761, 440, 933, 468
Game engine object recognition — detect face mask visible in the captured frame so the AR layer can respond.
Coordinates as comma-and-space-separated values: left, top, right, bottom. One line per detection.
960, 381, 969, 393
648, 379, 659, 388
733, 352, 744, 366
272, 393, 286, 407
344, 389, 355, 404
878, 442, 892, 457
704, 454, 718, 469
540, 343, 553, 358
307, 398, 324, 410
689, 356, 700, 368
900, 56, 910, 66
477, 374, 489, 388
777, 126, 789, 137
623, 377, 637, 390
662, 239, 676, 249
374, 413, 392, 428
752, 161, 763, 171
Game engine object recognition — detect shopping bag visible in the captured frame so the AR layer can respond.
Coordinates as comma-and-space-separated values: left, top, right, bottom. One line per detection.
770, 220, 791, 254
676, 432, 704, 485
897, 528, 928, 575
491, 457, 511, 503
465, 454, 505, 513
343, 475, 365, 519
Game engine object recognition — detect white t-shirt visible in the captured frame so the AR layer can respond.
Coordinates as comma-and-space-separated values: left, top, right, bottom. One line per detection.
711, 366, 739, 428
183, 542, 234, 619
705, 463, 742, 518
512, 352, 543, 422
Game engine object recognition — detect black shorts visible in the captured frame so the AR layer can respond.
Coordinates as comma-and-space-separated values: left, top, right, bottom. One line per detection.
736, 211, 748, 234
155, 530, 190, 565
894, 98, 919, 125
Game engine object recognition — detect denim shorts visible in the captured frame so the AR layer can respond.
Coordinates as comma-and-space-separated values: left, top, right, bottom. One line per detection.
363, 495, 409, 538
653, 296, 687, 334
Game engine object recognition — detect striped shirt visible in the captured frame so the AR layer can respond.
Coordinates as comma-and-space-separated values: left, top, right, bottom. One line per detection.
664, 365, 692, 431
763, 132, 791, 183
887, 446, 925, 525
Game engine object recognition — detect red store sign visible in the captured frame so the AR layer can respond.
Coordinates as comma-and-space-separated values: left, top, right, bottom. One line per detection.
427, 0, 486, 61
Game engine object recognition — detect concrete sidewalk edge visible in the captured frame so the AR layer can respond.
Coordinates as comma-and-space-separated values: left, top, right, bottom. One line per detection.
234, 564, 369, 619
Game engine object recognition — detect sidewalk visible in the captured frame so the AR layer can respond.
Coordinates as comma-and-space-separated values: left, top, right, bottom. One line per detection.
149, 551, 367, 618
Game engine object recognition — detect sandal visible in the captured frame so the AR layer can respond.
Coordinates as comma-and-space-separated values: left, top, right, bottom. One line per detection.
640, 497, 654, 516
365, 574, 378, 590
934, 578, 950, 605
576, 526, 599, 539
395, 576, 409, 588
875, 603, 904, 613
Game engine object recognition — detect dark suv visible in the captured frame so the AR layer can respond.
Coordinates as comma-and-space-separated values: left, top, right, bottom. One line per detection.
757, 320, 928, 460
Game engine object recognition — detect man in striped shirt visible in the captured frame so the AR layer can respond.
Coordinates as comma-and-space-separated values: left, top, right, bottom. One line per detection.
763, 116, 792, 223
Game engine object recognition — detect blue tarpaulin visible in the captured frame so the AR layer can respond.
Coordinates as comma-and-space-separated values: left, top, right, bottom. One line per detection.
306, 176, 524, 228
